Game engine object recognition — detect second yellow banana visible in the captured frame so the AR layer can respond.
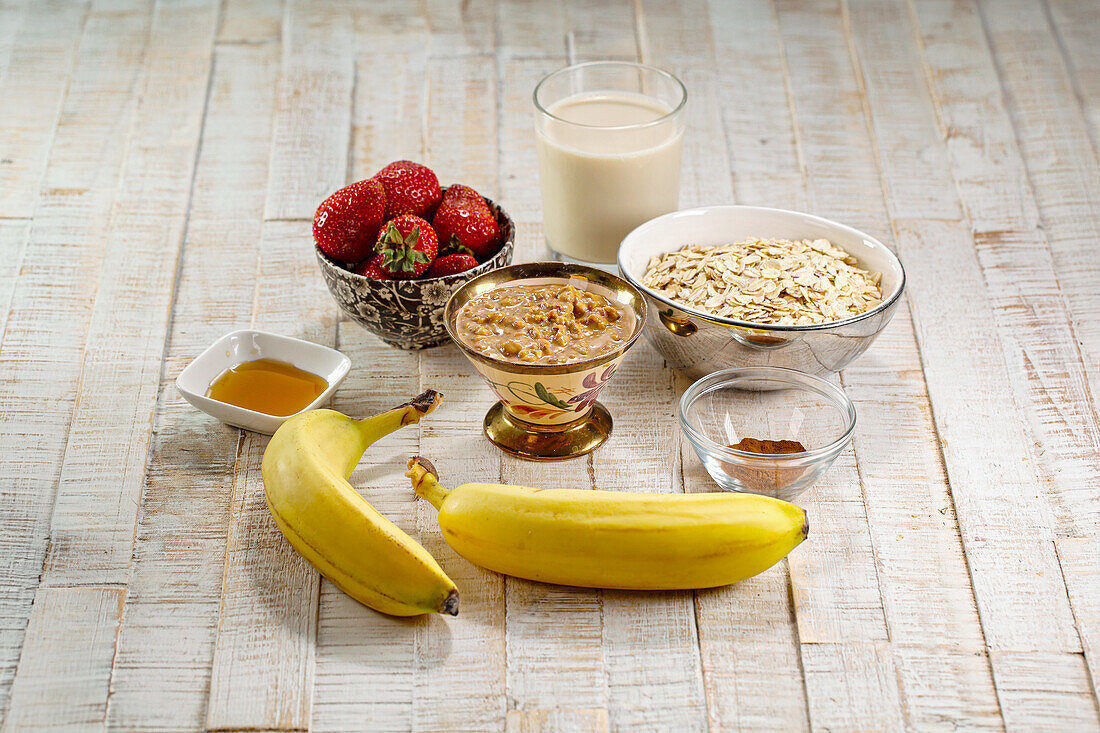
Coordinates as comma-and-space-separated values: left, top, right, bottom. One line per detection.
406, 457, 807, 590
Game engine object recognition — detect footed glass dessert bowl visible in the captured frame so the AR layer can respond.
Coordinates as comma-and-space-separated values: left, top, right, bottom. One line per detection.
445, 262, 648, 460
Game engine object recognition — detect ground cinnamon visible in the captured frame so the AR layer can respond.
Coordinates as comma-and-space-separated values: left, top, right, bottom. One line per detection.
726, 437, 807, 493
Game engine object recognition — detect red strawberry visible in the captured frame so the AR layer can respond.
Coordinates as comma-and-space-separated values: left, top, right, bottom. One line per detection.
354, 254, 390, 279
431, 204, 501, 260
425, 253, 478, 278
313, 179, 386, 263
374, 215, 438, 278
442, 184, 490, 214
373, 160, 442, 219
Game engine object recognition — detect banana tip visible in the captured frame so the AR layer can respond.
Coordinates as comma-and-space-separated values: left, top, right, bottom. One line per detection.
441, 589, 459, 616
400, 390, 443, 425
407, 456, 438, 481
802, 514, 809, 539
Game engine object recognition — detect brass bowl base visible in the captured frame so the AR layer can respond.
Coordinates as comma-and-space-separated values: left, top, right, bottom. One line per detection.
483, 401, 612, 461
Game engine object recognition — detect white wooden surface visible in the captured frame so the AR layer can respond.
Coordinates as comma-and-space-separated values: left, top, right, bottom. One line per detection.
0, 0, 1098, 730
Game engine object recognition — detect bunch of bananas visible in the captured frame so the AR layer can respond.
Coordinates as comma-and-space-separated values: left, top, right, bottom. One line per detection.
262, 393, 808, 617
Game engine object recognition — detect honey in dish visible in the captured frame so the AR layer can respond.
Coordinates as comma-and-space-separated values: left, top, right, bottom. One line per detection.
206, 358, 326, 417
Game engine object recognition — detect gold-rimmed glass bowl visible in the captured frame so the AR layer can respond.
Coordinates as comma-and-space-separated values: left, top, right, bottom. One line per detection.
445, 262, 648, 460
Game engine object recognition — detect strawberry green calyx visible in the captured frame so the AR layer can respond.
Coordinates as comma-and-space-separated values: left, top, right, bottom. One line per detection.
376, 222, 429, 274
441, 236, 474, 257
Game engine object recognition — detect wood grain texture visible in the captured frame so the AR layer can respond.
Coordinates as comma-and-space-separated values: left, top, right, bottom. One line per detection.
311, 324, 425, 733
12, 4, 222, 714
685, 5, 812, 729
4, 588, 123, 731
104, 41, 280, 731
1046, 0, 1100, 150
990, 651, 1100, 730
901, 0, 1100, 538
770, 0, 892, 650
974, 0, 1100, 426
596, 349, 708, 732
0, 0, 87, 218
409, 51, 507, 732
0, 219, 30, 350
1057, 536, 1100, 701
0, 0, 154, 715
309, 9, 431, 725
0, 0, 1097, 727
41, 0, 220, 587
218, 0, 284, 43
263, 0, 354, 220
205, 220, 337, 731
847, 0, 1084, 649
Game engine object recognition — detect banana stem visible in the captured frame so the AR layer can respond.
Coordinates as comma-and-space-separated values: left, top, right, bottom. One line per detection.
406, 457, 451, 509
356, 390, 443, 437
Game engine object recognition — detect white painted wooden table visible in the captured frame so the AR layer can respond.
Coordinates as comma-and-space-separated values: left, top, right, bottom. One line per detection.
2, 0, 1099, 730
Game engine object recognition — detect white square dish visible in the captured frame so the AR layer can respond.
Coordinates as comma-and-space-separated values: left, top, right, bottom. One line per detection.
176, 330, 351, 434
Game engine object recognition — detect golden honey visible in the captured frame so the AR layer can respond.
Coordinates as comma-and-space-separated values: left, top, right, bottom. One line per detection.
206, 358, 326, 417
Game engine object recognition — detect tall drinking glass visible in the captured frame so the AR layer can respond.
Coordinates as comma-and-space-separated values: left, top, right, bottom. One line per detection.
534, 61, 687, 265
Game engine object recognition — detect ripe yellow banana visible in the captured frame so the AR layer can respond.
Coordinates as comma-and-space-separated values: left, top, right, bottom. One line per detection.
406, 457, 807, 590
262, 392, 458, 617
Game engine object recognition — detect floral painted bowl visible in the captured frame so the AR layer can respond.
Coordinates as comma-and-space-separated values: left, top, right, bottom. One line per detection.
316, 191, 515, 349
444, 262, 648, 460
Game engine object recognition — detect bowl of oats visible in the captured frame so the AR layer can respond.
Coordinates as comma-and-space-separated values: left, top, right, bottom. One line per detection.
617, 205, 905, 378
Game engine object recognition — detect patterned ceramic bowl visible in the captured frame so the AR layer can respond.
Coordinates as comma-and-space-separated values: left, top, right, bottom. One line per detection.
316, 192, 515, 349
445, 262, 648, 460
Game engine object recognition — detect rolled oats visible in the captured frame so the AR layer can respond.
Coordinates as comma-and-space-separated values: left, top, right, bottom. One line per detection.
641, 238, 883, 325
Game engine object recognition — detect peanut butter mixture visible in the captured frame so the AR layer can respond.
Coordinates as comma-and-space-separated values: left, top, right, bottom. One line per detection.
457, 282, 629, 364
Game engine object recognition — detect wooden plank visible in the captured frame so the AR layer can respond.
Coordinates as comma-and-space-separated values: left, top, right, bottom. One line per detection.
218, 0, 284, 43
498, 57, 552, 240
1057, 536, 1100, 700
595, 348, 708, 732
104, 41, 279, 731
770, 0, 890, 645
770, 0, 1010, 726
40, 0, 220, 587
0, 1, 27, 80
404, 50, 506, 732
990, 651, 1100, 730
875, 0, 1100, 541
708, 0, 807, 212
893, 647, 1003, 731
207, 4, 353, 725
0, 0, 88, 218
4, 588, 123, 730
493, 35, 611, 719
205, 219, 337, 731
0, 219, 30, 349
413, 345, 507, 731
310, 10, 430, 726
505, 708, 610, 733
565, 0, 638, 62
263, 0, 354, 220
847, 0, 1086, 645
677, 4, 811, 728
840, 323, 985, 648
801, 643, 905, 732
974, 0, 1100, 425
348, 25, 428, 181
1046, 0, 1100, 152
0, 0, 153, 716
425, 0, 495, 57
311, 324, 423, 733
497, 0, 565, 59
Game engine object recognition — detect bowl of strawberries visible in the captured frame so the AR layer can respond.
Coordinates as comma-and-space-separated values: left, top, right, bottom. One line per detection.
314, 160, 515, 349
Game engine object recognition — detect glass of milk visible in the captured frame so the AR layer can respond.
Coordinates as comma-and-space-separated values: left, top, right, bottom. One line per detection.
534, 61, 686, 265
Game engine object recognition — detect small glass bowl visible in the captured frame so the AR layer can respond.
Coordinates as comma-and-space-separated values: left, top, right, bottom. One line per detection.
678, 367, 856, 501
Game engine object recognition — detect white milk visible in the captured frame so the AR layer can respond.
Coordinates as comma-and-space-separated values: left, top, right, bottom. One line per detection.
536, 92, 683, 264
